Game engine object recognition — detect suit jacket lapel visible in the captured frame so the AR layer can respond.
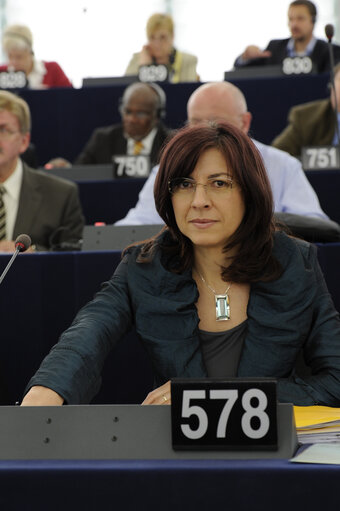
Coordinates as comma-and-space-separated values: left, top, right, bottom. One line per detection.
13, 164, 42, 239
111, 126, 127, 156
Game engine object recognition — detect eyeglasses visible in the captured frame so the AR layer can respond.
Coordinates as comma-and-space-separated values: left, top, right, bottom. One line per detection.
0, 125, 21, 139
168, 177, 235, 196
121, 108, 153, 120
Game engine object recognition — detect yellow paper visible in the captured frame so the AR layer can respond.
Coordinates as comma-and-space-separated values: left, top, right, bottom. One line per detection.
294, 405, 340, 429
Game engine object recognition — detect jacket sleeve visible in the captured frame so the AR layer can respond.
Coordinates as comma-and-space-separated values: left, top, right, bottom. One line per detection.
277, 245, 340, 405
125, 53, 140, 75
59, 182, 84, 243
24, 257, 133, 404
176, 52, 198, 82
47, 62, 73, 88
74, 129, 102, 164
271, 106, 304, 157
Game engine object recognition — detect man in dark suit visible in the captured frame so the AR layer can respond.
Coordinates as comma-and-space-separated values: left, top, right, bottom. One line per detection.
75, 82, 169, 167
234, 1, 340, 73
0, 90, 84, 252
48, 82, 169, 171
272, 63, 340, 156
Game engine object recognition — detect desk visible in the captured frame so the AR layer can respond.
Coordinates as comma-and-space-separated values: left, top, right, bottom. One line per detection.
77, 178, 146, 225
0, 457, 338, 511
1, 245, 340, 406
19, 74, 329, 165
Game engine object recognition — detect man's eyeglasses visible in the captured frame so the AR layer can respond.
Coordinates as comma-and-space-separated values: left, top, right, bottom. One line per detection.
0, 125, 21, 139
168, 177, 235, 196
121, 108, 153, 120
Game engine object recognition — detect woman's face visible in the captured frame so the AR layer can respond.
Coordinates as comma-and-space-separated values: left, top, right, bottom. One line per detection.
148, 29, 174, 60
171, 148, 245, 252
7, 48, 33, 74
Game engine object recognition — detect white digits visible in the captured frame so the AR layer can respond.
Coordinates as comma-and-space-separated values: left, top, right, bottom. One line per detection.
241, 388, 270, 439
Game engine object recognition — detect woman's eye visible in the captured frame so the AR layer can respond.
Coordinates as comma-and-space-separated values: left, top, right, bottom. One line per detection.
179, 180, 193, 188
212, 180, 230, 188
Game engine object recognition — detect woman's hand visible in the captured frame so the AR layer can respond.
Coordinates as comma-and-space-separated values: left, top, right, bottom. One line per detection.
21, 386, 64, 406
139, 44, 153, 66
142, 380, 171, 405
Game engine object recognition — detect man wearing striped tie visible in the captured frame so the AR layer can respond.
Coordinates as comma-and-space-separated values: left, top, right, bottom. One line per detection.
0, 185, 5, 241
0, 91, 84, 252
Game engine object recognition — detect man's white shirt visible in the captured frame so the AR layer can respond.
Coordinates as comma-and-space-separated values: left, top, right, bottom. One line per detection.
1, 158, 23, 239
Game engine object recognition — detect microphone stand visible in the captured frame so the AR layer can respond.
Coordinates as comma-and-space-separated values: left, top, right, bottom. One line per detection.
0, 246, 22, 285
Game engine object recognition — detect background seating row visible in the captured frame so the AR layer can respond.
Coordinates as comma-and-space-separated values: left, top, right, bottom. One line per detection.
21, 73, 330, 165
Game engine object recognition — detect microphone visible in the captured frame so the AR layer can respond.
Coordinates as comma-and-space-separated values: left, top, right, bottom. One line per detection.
0, 233, 31, 285
325, 24, 334, 42
325, 24, 340, 148
15, 233, 31, 253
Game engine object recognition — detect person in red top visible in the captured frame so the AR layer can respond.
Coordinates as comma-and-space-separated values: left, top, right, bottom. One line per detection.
0, 24, 72, 89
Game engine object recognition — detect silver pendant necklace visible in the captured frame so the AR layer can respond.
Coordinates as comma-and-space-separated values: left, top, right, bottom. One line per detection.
196, 271, 231, 321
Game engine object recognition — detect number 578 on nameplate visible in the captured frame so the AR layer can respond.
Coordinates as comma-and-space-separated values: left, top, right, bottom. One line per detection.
171, 378, 278, 451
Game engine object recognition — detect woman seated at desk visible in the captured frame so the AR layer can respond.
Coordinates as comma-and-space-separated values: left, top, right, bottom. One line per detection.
0, 24, 72, 89
22, 121, 340, 407
125, 13, 199, 83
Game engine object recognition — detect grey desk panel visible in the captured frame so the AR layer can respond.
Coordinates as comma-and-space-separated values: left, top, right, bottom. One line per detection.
0, 403, 297, 460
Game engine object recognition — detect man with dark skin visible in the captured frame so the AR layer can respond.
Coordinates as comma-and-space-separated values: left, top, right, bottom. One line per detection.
48, 82, 169, 169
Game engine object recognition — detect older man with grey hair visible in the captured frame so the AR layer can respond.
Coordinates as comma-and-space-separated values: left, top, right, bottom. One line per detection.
116, 81, 327, 225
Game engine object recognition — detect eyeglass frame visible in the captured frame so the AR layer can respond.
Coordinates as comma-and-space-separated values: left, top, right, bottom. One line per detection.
0, 125, 22, 139
120, 106, 155, 120
168, 176, 236, 196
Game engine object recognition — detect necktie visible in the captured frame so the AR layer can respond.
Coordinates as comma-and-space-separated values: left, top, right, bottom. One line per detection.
133, 141, 144, 155
0, 186, 6, 241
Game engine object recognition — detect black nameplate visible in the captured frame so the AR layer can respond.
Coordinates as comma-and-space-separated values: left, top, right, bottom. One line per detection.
113, 155, 151, 178
282, 56, 314, 75
302, 146, 340, 170
138, 64, 168, 82
171, 378, 278, 451
0, 70, 27, 89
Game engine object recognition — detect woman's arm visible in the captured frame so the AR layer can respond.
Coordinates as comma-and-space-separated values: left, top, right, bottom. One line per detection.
277, 244, 340, 405
21, 386, 64, 406
23, 257, 134, 405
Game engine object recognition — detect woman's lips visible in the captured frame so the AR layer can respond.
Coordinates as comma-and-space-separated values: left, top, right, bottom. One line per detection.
189, 219, 217, 229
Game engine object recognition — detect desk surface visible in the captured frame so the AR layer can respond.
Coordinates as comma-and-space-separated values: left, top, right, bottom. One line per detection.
0, 456, 338, 511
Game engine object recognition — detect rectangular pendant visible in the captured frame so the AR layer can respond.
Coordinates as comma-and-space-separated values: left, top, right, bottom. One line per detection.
215, 294, 230, 321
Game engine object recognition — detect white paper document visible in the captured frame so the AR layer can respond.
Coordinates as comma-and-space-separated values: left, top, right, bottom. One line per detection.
291, 443, 340, 464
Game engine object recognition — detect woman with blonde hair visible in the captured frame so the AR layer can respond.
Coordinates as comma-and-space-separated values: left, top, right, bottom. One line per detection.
125, 13, 198, 83
0, 24, 72, 89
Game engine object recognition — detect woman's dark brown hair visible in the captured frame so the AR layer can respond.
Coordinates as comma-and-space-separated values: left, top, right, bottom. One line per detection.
143, 121, 281, 283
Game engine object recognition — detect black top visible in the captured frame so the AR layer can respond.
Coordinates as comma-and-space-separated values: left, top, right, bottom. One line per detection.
199, 321, 248, 377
